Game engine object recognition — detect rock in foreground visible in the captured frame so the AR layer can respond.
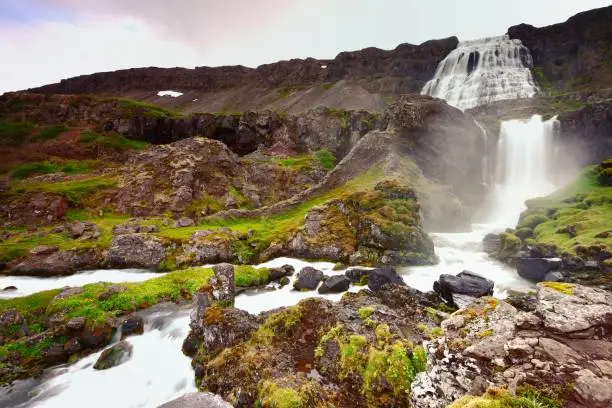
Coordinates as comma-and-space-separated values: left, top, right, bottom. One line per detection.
158, 392, 232, 408
411, 282, 612, 408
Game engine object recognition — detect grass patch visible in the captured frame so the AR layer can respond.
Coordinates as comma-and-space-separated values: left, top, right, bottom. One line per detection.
273, 155, 315, 170
0, 120, 34, 146
156, 168, 384, 257
449, 386, 561, 408
520, 165, 612, 256
30, 125, 66, 142
234, 265, 269, 287
8, 175, 117, 206
315, 150, 335, 170
79, 130, 149, 150
107, 98, 181, 119
10, 160, 98, 179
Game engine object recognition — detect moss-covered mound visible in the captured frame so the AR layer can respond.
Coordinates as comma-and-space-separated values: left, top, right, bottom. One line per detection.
188, 285, 443, 407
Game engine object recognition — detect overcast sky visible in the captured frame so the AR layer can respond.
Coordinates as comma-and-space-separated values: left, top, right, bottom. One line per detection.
1, 0, 610, 94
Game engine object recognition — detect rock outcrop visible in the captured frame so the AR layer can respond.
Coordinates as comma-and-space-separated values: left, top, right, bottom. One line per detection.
93, 341, 133, 370
287, 180, 436, 266
411, 282, 612, 408
508, 5, 612, 93
9, 247, 106, 276
27, 37, 458, 97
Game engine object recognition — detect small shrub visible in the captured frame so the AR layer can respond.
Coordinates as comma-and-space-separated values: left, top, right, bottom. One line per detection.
315, 150, 335, 170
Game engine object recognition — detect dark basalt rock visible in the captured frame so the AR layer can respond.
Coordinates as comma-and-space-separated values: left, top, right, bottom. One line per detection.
121, 315, 144, 339
345, 268, 370, 283
367, 267, 405, 292
268, 264, 295, 281
28, 37, 458, 95
93, 341, 133, 370
517, 257, 562, 282
293, 267, 324, 291
433, 271, 494, 307
318, 275, 350, 294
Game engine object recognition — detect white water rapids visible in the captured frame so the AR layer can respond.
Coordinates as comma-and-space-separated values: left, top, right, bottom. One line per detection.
1, 114, 564, 407
421, 35, 538, 110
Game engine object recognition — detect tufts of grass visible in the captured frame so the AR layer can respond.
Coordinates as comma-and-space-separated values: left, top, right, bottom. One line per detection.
10, 160, 98, 180
79, 130, 149, 150
315, 150, 335, 170
30, 125, 67, 141
0, 120, 34, 146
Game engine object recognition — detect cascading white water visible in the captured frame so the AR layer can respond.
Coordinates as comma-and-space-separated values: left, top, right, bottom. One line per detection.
421, 35, 538, 110
486, 115, 558, 226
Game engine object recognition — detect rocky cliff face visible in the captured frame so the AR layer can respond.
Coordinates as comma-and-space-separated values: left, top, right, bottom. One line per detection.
508, 5, 612, 93
28, 37, 458, 96
557, 101, 612, 168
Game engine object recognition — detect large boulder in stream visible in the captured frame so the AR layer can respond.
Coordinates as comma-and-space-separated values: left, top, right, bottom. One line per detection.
367, 267, 405, 291
93, 341, 133, 370
433, 270, 494, 308
293, 266, 324, 291
318, 275, 350, 294
517, 257, 563, 282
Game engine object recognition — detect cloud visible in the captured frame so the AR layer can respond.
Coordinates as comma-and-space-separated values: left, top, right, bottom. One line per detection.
2, 0, 611, 93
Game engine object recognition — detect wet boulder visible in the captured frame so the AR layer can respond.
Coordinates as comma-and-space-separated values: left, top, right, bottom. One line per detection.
267, 264, 295, 281
367, 267, 405, 291
345, 268, 370, 284
517, 257, 562, 282
121, 315, 144, 339
158, 392, 232, 408
433, 271, 494, 308
293, 266, 324, 291
93, 341, 133, 370
318, 275, 350, 294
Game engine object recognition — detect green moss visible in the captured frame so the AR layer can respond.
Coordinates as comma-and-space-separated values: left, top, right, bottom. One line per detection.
477, 328, 494, 338
234, 265, 269, 287
79, 130, 149, 150
531, 66, 553, 93
273, 155, 315, 170
363, 342, 427, 400
417, 324, 444, 340
449, 387, 561, 408
259, 380, 305, 408
321, 82, 337, 91
357, 306, 375, 320
315, 149, 335, 170
338, 334, 368, 379
375, 323, 392, 345
325, 107, 351, 128
518, 213, 549, 230
542, 282, 574, 295
185, 193, 225, 217
251, 305, 302, 345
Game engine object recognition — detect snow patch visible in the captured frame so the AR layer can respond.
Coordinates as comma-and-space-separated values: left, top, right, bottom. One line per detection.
157, 90, 183, 98
320, 65, 327, 69
192, 98, 199, 102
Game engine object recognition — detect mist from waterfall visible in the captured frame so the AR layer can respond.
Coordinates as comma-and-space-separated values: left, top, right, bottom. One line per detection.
421, 35, 538, 110
485, 115, 558, 226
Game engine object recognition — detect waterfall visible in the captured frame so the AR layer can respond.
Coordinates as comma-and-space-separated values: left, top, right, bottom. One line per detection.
486, 115, 558, 226
421, 35, 539, 110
